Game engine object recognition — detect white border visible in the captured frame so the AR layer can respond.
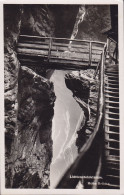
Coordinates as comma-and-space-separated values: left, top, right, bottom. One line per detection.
0, 0, 124, 195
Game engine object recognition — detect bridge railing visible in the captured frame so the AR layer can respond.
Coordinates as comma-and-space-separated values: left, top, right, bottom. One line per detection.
17, 35, 106, 67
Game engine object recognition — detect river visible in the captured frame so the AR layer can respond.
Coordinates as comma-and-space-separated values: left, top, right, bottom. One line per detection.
49, 70, 84, 188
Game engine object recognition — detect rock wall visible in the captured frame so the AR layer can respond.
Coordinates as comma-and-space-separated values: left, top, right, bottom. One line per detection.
65, 69, 99, 152
65, 69, 99, 188
76, 5, 111, 42
4, 4, 23, 152
4, 5, 56, 188
6, 66, 55, 188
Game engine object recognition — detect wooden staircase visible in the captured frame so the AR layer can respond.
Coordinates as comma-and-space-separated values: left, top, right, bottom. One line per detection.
103, 63, 120, 189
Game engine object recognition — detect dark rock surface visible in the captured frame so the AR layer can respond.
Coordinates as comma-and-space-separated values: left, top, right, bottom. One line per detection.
4, 4, 56, 188
21, 5, 55, 37
49, 5, 79, 38
4, 4, 23, 142
76, 5, 111, 42
65, 69, 99, 151
5, 66, 56, 188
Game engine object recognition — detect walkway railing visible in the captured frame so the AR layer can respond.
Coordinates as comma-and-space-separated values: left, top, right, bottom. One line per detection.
106, 37, 118, 63
17, 35, 106, 68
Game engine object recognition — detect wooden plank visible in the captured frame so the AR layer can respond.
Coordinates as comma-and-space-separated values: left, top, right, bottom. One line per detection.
17, 48, 48, 56
52, 46, 89, 53
92, 50, 103, 55
18, 43, 49, 50
53, 42, 89, 49
19, 39, 50, 45
18, 40, 103, 51
92, 54, 101, 59
49, 58, 88, 65
19, 35, 48, 41
50, 51, 89, 59
92, 45, 104, 50
18, 42, 90, 53
49, 57, 98, 65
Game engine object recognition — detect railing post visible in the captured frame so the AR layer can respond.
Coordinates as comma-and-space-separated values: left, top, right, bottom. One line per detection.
48, 37, 52, 62
106, 37, 109, 55
89, 42, 92, 66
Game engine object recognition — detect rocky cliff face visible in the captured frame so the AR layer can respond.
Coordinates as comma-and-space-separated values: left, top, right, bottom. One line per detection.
65, 70, 99, 151
6, 66, 55, 188
4, 4, 23, 149
4, 5, 56, 188
76, 5, 111, 42
4, 4, 81, 188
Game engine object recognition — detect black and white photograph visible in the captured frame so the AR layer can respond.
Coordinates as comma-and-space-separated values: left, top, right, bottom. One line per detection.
1, 1, 124, 194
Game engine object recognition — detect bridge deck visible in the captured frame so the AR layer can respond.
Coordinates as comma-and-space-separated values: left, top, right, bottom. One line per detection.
17, 35, 106, 69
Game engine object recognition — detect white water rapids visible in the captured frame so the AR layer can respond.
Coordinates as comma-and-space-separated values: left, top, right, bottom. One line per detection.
50, 70, 84, 188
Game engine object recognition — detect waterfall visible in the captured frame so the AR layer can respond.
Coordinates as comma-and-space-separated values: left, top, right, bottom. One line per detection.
69, 5, 86, 47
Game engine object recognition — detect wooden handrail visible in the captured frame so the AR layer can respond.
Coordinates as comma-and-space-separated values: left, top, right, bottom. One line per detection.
19, 35, 106, 45
18, 35, 106, 65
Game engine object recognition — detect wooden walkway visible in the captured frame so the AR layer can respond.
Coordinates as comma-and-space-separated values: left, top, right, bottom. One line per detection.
17, 35, 106, 69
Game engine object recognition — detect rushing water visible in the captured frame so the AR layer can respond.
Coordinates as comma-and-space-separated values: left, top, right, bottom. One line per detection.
49, 70, 84, 188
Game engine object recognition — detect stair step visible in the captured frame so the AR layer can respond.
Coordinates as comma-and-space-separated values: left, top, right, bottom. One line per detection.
105, 97, 119, 102
105, 146, 119, 151
105, 110, 119, 115
105, 90, 119, 95
106, 73, 118, 77
105, 138, 119, 143
105, 129, 119, 135
105, 79, 119, 83
105, 100, 119, 104
105, 117, 119, 121
105, 83, 119, 87
106, 156, 120, 162
107, 75, 118, 79
105, 113, 119, 120
105, 123, 119, 128
105, 105, 119, 109
106, 174, 119, 178
107, 161, 119, 167
105, 94, 119, 99
105, 87, 119, 92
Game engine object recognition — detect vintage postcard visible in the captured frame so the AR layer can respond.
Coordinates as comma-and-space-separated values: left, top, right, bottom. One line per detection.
0, 0, 124, 194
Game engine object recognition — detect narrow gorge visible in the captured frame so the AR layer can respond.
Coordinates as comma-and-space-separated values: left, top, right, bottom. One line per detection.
4, 4, 111, 188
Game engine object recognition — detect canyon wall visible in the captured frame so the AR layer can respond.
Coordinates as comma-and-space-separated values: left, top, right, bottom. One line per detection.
76, 5, 111, 42
4, 5, 56, 188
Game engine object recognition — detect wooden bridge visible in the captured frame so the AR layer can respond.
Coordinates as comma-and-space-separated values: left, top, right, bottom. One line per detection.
17, 35, 106, 69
